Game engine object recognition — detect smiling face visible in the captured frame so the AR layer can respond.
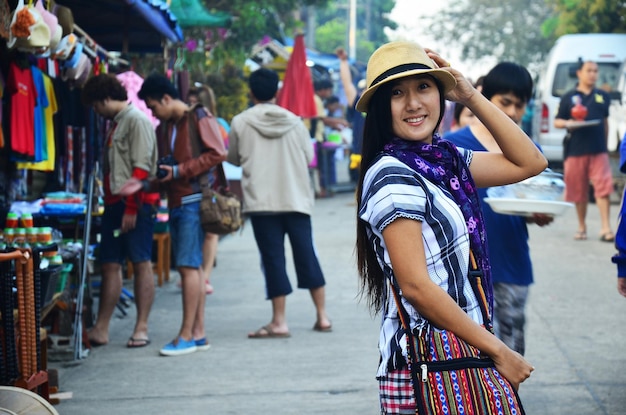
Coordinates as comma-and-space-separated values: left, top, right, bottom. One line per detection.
390, 75, 442, 143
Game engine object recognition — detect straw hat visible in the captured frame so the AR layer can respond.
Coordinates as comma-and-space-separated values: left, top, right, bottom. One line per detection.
355, 41, 457, 112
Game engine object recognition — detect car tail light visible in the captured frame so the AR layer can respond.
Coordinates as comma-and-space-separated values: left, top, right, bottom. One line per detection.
540, 102, 549, 133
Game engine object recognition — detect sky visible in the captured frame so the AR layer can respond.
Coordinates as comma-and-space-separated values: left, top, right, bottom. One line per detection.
388, 0, 495, 81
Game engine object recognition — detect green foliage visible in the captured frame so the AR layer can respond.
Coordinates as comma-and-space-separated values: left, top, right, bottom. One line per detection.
314, 0, 396, 59
315, 18, 376, 61
184, 1, 330, 120
425, 0, 555, 70
542, 0, 626, 38
315, 19, 348, 51
204, 60, 249, 123
201, 0, 332, 60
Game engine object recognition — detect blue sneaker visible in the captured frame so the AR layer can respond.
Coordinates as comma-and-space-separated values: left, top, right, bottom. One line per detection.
194, 337, 211, 352
159, 337, 197, 356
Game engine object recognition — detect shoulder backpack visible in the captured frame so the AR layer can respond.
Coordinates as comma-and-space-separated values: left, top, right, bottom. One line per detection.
187, 104, 242, 235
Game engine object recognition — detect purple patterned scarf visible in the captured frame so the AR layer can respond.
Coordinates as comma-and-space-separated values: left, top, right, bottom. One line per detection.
383, 134, 493, 315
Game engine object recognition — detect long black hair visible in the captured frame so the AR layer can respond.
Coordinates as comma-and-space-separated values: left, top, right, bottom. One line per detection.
355, 75, 445, 313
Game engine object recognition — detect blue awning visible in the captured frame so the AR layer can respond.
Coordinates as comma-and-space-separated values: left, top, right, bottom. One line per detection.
124, 0, 183, 43
55, 0, 184, 53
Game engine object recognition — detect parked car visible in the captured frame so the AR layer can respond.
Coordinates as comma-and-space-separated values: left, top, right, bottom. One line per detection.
532, 33, 626, 167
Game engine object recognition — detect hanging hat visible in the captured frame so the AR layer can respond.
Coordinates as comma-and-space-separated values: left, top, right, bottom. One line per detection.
33, 22, 61, 57
35, 0, 58, 36
355, 41, 456, 112
48, 22, 62, 50
8, 3, 51, 49
61, 47, 88, 82
62, 51, 92, 87
49, 0, 73, 36
73, 53, 93, 87
60, 40, 82, 69
52, 32, 77, 60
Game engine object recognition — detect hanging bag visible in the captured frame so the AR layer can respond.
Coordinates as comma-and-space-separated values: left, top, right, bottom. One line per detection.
390, 251, 526, 415
199, 165, 242, 235
187, 106, 242, 235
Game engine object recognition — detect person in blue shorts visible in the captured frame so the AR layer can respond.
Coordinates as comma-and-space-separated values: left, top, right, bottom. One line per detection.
82, 74, 160, 349
138, 74, 226, 356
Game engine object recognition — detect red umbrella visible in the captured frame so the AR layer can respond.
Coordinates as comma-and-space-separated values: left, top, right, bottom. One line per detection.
276, 34, 317, 118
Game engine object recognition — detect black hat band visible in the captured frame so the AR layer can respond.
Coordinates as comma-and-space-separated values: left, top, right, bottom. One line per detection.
370, 63, 432, 87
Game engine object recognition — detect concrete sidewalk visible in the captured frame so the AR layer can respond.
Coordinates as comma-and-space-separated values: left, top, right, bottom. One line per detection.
49, 191, 626, 414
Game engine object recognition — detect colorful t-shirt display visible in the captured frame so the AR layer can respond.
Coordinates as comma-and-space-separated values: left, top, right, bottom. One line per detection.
18, 74, 58, 171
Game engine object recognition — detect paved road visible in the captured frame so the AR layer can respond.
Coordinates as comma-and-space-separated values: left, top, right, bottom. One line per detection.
48, 191, 626, 414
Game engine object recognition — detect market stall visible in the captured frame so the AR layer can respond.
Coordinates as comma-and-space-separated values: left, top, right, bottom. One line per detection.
0, 0, 184, 402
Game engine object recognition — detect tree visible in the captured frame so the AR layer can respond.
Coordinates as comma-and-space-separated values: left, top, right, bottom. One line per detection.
542, 0, 626, 38
425, 0, 555, 71
196, 0, 331, 63
181, 0, 331, 121
314, 17, 377, 61
314, 0, 396, 61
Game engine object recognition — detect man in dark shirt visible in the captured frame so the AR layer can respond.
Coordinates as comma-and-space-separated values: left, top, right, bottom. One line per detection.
554, 60, 613, 242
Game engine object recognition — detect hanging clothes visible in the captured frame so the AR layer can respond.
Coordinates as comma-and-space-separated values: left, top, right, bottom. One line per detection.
0, 70, 4, 149
116, 71, 159, 128
6, 61, 36, 158
17, 74, 57, 171
31, 65, 49, 162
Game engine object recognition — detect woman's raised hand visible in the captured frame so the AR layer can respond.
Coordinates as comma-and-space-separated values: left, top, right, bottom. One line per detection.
424, 48, 477, 105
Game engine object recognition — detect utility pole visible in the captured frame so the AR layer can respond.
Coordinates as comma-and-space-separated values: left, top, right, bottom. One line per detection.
348, 0, 356, 60
305, 5, 316, 49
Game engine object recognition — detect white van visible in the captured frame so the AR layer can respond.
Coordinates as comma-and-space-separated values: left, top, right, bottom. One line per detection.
610, 59, 626, 146
532, 33, 626, 166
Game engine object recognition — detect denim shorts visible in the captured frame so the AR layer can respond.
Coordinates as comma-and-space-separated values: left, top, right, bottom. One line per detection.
99, 201, 156, 264
169, 202, 204, 268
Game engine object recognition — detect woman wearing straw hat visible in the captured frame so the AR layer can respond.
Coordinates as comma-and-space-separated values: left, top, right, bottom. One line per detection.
355, 41, 543, 413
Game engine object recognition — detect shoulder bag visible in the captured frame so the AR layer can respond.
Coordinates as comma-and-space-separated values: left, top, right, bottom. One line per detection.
188, 105, 242, 235
390, 251, 526, 415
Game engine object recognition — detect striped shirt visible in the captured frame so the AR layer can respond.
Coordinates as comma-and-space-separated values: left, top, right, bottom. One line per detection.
359, 152, 484, 377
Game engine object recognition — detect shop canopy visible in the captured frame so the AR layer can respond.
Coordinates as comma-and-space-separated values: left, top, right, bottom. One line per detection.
168, 0, 232, 28
55, 0, 184, 53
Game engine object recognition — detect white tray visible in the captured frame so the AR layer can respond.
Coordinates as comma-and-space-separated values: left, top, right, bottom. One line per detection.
568, 119, 601, 128
483, 198, 574, 217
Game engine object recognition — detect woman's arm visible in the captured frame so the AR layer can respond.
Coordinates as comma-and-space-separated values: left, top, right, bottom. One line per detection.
426, 50, 547, 188
461, 92, 547, 187
383, 218, 534, 389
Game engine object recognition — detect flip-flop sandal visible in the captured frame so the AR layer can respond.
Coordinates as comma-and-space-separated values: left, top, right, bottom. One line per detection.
313, 322, 333, 332
127, 337, 151, 348
248, 325, 291, 339
574, 231, 587, 241
600, 232, 615, 242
